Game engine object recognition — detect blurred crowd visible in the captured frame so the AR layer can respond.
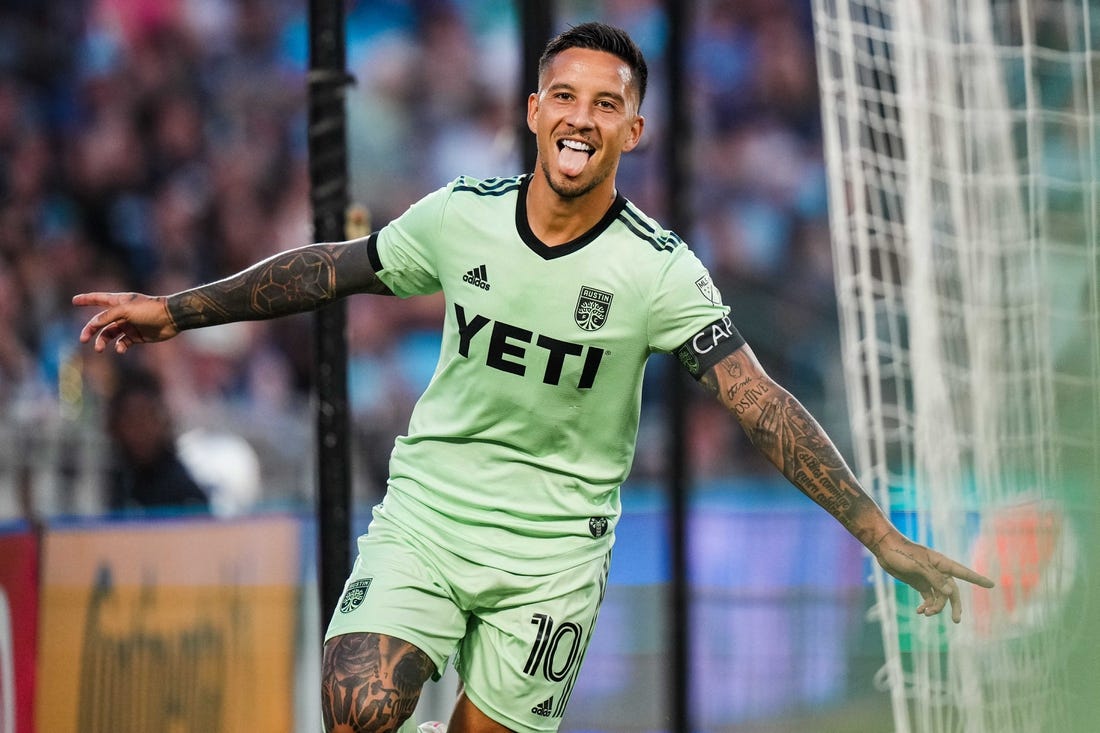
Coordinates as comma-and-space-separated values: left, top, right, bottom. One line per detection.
0, 0, 845, 519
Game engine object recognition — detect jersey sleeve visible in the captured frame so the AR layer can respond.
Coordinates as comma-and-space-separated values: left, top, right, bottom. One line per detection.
648, 245, 745, 379
369, 182, 455, 298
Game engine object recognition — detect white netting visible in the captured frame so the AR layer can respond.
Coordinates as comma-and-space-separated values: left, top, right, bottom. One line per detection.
811, 1, 1099, 731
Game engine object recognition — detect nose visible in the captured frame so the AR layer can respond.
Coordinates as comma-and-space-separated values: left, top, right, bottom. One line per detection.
564, 101, 595, 130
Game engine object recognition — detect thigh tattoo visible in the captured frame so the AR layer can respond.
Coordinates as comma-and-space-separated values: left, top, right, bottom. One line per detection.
322, 633, 436, 733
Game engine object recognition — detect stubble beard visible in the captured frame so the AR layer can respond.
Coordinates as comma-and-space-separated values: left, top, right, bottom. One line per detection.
539, 156, 608, 200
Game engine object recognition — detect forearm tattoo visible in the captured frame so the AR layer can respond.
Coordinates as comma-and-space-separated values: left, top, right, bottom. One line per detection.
321, 634, 435, 733
703, 356, 882, 546
165, 241, 391, 331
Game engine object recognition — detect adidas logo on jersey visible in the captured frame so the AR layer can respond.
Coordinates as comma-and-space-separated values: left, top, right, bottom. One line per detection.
531, 696, 554, 717
463, 264, 490, 290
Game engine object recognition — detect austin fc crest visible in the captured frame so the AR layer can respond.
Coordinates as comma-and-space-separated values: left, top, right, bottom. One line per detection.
575, 286, 613, 331
588, 517, 609, 538
339, 578, 372, 614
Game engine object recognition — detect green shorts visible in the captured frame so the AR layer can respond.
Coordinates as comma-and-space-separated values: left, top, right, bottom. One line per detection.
324, 511, 612, 733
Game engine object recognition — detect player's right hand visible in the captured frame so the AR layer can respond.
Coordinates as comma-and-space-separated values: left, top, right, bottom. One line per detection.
72, 292, 179, 354
871, 531, 995, 624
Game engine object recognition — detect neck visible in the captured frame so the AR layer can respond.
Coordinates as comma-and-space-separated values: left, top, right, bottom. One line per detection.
525, 167, 618, 246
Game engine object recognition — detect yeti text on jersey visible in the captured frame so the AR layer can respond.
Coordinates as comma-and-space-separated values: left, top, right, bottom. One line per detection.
365, 174, 740, 573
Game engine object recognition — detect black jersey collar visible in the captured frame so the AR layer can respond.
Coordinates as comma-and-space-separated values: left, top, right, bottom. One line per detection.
515, 174, 628, 260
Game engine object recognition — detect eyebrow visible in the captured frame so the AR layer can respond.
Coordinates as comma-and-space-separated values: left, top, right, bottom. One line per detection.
546, 82, 627, 106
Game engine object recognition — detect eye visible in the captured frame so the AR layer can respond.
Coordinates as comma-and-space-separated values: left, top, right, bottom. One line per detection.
596, 96, 627, 112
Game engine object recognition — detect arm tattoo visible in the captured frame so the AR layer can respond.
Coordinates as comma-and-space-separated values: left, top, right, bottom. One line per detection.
697, 353, 746, 398
748, 392, 879, 544
706, 355, 882, 546
321, 633, 434, 733
166, 241, 392, 331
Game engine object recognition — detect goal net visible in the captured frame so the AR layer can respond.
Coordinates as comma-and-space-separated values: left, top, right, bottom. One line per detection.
811, 1, 1099, 731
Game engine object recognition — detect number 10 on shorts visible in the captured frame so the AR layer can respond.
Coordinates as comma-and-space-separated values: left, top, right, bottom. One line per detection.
523, 613, 584, 682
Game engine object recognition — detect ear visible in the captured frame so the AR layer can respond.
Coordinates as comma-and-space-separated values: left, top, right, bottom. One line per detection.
526, 92, 540, 134
621, 115, 645, 154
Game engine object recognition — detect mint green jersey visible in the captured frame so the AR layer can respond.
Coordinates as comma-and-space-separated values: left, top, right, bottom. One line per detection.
367, 175, 737, 573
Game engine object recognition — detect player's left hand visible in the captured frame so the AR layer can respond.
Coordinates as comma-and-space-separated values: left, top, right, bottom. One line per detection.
870, 531, 995, 623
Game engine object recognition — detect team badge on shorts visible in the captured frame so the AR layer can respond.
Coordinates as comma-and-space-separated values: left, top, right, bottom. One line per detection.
575, 287, 613, 331
339, 578, 373, 614
588, 517, 609, 538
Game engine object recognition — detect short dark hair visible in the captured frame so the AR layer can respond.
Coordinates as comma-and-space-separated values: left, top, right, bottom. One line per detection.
538, 22, 648, 108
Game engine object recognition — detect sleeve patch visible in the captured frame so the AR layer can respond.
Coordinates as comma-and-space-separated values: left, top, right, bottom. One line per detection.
673, 315, 745, 379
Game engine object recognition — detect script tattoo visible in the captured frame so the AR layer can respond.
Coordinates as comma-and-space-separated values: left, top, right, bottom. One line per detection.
704, 353, 877, 542
322, 633, 435, 733
728, 378, 767, 415
166, 241, 390, 330
749, 391, 876, 538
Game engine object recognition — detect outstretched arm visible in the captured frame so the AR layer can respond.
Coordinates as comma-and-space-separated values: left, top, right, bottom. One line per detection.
74, 238, 392, 353
699, 344, 994, 623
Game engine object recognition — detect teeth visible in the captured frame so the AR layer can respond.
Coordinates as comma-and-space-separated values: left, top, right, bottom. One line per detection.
562, 139, 593, 152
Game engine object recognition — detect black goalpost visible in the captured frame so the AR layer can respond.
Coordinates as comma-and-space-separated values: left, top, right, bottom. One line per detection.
521, 1, 554, 172
662, 6, 693, 733
307, 0, 353, 625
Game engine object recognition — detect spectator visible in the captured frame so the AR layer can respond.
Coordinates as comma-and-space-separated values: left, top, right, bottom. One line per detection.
2, 0, 843, 508
104, 365, 209, 513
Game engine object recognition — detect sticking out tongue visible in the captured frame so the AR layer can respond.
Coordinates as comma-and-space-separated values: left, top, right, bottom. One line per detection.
558, 145, 590, 177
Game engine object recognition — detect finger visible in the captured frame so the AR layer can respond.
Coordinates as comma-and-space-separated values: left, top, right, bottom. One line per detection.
81, 307, 129, 345
939, 577, 962, 623
73, 292, 124, 309
915, 585, 937, 616
919, 574, 952, 617
94, 320, 125, 352
925, 591, 948, 617
79, 310, 106, 343
949, 562, 996, 589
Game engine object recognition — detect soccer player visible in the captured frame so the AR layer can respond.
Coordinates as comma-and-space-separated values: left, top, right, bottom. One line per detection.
74, 22, 994, 733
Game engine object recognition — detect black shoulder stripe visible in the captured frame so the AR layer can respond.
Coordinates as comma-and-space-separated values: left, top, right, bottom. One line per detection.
615, 211, 654, 247
454, 176, 523, 197
620, 204, 656, 233
619, 205, 678, 252
624, 204, 685, 248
